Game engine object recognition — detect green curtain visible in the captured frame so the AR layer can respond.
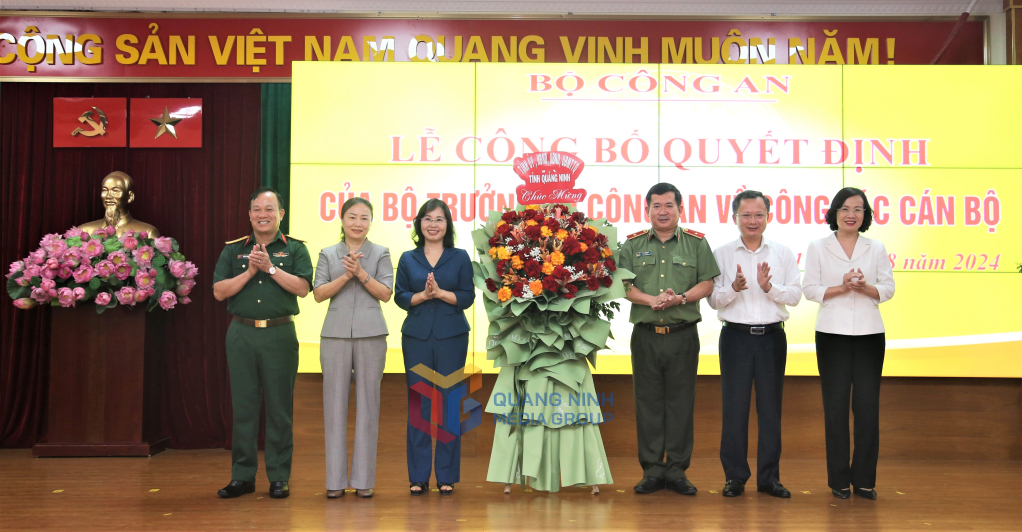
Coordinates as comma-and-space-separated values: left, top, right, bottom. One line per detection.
260, 83, 292, 234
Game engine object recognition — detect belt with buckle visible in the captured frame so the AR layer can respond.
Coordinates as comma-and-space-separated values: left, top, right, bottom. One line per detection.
722, 321, 784, 335
639, 321, 698, 335
232, 315, 294, 328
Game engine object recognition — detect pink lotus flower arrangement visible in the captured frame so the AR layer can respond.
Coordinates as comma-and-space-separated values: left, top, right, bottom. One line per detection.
6, 226, 198, 313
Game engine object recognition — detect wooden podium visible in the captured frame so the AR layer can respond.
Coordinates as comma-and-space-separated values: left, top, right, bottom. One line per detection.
32, 305, 169, 457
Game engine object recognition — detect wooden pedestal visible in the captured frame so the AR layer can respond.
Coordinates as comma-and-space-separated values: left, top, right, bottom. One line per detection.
32, 305, 169, 457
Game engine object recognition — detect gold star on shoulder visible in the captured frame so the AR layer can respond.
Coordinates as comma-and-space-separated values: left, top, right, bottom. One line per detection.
150, 107, 183, 139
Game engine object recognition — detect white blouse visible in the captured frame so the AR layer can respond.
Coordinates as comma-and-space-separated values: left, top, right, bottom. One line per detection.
802, 233, 895, 336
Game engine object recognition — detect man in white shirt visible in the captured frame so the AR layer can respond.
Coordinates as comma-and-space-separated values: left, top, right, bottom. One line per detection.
708, 190, 802, 499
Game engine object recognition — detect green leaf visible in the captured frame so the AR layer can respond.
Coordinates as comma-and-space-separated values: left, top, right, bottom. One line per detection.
6, 276, 31, 300
155, 267, 168, 286
170, 252, 185, 262
171, 239, 180, 252
103, 237, 122, 253
66, 236, 82, 248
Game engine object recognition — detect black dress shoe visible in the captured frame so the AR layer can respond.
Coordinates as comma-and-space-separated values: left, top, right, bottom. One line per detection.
633, 476, 666, 494
665, 478, 698, 495
269, 481, 290, 499
757, 482, 791, 498
722, 479, 745, 497
853, 487, 878, 500
217, 480, 255, 498
832, 488, 851, 499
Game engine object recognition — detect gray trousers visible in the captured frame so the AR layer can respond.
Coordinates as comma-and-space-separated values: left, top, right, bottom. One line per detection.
320, 336, 387, 490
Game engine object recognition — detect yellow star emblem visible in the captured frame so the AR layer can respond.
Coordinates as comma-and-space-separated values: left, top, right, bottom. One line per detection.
150, 107, 183, 139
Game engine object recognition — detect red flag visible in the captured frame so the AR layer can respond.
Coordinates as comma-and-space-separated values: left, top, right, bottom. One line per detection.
53, 98, 127, 148
129, 98, 203, 148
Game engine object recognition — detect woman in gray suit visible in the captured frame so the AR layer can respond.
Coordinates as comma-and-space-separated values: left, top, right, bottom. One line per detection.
313, 197, 393, 499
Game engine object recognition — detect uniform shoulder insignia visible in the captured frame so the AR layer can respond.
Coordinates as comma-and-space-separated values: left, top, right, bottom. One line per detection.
224, 236, 249, 245
626, 230, 649, 240
682, 228, 705, 239
283, 234, 304, 243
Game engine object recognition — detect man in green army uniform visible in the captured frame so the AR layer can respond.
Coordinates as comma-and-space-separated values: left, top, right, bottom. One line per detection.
618, 182, 721, 496
212, 187, 313, 499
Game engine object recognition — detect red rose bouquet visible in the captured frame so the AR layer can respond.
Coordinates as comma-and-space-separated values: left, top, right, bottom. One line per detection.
477, 204, 622, 306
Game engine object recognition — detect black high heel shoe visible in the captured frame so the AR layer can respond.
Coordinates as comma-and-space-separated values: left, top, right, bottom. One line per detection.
853, 487, 878, 500
437, 482, 454, 495
832, 488, 851, 499
410, 482, 428, 496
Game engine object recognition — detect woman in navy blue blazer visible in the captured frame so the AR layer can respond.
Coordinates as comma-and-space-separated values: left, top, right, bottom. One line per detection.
395, 198, 475, 496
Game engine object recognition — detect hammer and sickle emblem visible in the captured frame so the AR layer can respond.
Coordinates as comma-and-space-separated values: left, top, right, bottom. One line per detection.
71, 107, 109, 137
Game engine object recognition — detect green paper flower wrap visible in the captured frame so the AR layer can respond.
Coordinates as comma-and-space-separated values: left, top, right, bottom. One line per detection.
472, 204, 633, 492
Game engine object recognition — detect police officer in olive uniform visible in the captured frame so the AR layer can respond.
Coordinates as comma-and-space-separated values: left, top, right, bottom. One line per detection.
618, 182, 721, 496
212, 187, 314, 499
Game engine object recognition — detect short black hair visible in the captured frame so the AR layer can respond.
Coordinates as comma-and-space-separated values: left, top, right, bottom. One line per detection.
826, 187, 873, 232
412, 198, 456, 248
731, 190, 771, 215
645, 182, 681, 207
339, 197, 374, 241
250, 186, 283, 210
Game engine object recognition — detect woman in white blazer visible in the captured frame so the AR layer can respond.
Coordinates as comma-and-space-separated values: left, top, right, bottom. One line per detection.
802, 187, 894, 501
313, 198, 394, 499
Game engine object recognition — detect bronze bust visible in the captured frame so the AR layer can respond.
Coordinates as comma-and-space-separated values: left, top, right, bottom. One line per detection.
79, 171, 160, 238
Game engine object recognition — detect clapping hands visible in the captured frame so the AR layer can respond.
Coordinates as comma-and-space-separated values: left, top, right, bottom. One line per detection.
249, 244, 271, 273
844, 268, 867, 293
757, 262, 773, 292
341, 251, 365, 280
651, 288, 677, 310
732, 264, 748, 292
732, 263, 772, 292
422, 272, 440, 299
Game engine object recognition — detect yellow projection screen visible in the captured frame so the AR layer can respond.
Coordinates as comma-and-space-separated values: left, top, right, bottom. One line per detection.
291, 62, 1022, 378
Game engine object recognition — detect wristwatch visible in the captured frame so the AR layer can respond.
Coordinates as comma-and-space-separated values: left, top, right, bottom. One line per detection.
268, 266, 277, 275
680, 292, 688, 305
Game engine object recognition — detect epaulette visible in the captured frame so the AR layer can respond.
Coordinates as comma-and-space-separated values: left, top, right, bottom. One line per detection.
682, 228, 705, 239
626, 230, 649, 240
225, 235, 250, 245
283, 234, 304, 244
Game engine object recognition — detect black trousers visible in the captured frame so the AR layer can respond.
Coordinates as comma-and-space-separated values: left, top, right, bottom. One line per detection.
630, 325, 699, 481
719, 326, 787, 486
815, 331, 885, 490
